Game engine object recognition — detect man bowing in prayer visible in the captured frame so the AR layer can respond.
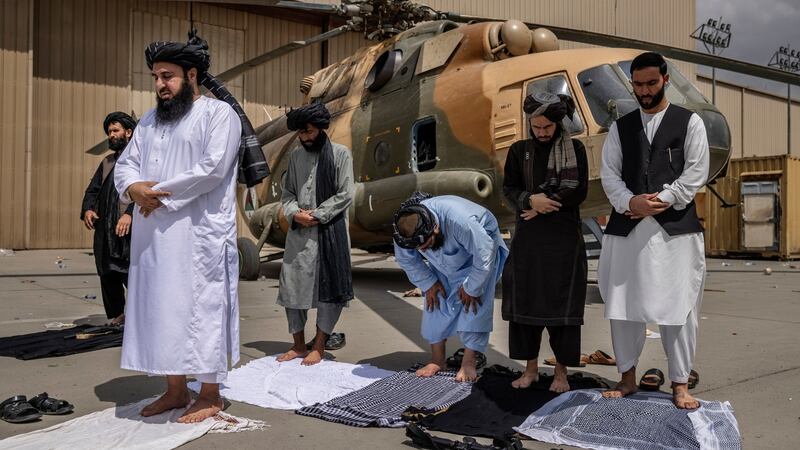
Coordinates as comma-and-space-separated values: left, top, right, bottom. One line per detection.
276, 102, 355, 366
81, 112, 137, 326
599, 52, 709, 409
502, 93, 588, 393
115, 34, 245, 423
393, 194, 508, 382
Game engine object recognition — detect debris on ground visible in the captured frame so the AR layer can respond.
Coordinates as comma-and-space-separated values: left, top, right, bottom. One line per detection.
0, 249, 15, 256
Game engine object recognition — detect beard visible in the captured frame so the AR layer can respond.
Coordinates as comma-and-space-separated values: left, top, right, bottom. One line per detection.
430, 231, 444, 251
300, 130, 327, 152
108, 136, 128, 151
635, 83, 666, 110
155, 76, 195, 124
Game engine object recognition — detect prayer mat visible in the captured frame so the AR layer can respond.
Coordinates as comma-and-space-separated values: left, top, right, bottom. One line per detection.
0, 396, 265, 450
413, 365, 607, 439
187, 355, 394, 410
0, 325, 122, 360
296, 365, 473, 428
514, 390, 741, 450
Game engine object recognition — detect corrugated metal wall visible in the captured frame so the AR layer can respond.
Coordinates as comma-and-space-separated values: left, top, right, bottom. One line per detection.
697, 76, 799, 158
0, 0, 31, 249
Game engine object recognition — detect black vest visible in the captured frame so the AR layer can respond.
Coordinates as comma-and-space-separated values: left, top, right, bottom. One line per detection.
605, 104, 704, 237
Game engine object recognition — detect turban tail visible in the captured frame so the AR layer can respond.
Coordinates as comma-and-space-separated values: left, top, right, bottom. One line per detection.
392, 192, 436, 249
286, 102, 331, 131
145, 30, 269, 187
103, 111, 136, 133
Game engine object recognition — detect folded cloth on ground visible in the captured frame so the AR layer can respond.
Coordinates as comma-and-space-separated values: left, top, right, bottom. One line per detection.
413, 365, 606, 439
0, 396, 265, 450
296, 365, 473, 427
514, 389, 741, 450
187, 355, 394, 410
0, 325, 122, 360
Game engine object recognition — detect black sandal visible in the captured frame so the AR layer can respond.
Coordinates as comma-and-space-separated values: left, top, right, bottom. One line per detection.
639, 368, 665, 391
305, 332, 347, 351
446, 348, 487, 370
688, 370, 699, 389
1, 396, 42, 423
29, 392, 74, 415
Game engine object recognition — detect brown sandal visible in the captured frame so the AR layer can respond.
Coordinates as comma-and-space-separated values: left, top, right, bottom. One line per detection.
587, 350, 616, 365
543, 354, 589, 367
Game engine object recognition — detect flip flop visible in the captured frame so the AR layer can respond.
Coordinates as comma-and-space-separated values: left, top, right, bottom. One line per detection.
639, 368, 665, 391
28, 392, 74, 415
305, 332, 347, 351
1, 396, 42, 423
587, 350, 616, 365
688, 369, 699, 389
543, 354, 589, 367
446, 348, 487, 370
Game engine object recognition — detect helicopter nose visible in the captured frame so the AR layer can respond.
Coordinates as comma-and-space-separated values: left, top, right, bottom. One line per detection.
691, 107, 731, 181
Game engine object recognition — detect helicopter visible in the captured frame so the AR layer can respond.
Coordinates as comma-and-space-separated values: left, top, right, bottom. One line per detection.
86, 0, 800, 279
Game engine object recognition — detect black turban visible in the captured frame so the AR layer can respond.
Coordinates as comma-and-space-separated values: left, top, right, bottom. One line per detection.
523, 92, 576, 123
286, 102, 331, 131
392, 192, 436, 250
145, 33, 211, 73
103, 111, 136, 134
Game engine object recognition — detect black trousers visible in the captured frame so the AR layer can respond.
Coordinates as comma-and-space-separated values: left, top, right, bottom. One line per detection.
99, 271, 127, 319
508, 322, 581, 367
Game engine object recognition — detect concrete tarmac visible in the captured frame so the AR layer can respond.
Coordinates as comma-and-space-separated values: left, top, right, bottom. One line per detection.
0, 249, 798, 449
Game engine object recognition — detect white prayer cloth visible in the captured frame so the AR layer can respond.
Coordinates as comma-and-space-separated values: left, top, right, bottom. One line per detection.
599, 106, 709, 325
0, 397, 265, 450
188, 355, 395, 410
114, 96, 242, 377
514, 390, 741, 450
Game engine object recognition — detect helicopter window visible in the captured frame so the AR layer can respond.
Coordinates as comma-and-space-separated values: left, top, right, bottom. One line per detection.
697, 109, 731, 149
524, 75, 584, 136
412, 117, 437, 172
374, 141, 391, 166
578, 64, 638, 128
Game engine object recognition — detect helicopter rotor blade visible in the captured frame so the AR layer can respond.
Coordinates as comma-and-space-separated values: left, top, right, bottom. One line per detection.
85, 138, 109, 156
274, 0, 344, 14
444, 13, 800, 86
215, 24, 351, 84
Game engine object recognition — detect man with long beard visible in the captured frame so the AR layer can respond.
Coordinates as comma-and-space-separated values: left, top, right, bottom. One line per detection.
81, 112, 137, 326
599, 52, 709, 409
114, 35, 243, 423
276, 102, 354, 366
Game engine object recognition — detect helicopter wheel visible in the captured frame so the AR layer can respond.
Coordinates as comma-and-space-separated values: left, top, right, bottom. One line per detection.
237, 237, 261, 281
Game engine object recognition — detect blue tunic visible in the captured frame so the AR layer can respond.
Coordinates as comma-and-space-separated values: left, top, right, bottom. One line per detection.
394, 196, 509, 351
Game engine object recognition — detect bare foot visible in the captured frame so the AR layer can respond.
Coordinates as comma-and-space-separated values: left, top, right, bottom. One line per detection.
549, 363, 570, 393
603, 368, 638, 399
110, 314, 125, 326
277, 346, 308, 362
301, 349, 324, 366
511, 371, 539, 389
416, 362, 443, 377
455, 350, 478, 383
140, 390, 191, 417
177, 396, 223, 424
672, 383, 700, 409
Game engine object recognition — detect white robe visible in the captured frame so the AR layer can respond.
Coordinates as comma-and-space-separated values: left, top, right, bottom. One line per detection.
114, 96, 242, 378
598, 106, 709, 326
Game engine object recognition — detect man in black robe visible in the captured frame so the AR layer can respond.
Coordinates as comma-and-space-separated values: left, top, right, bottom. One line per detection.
81, 111, 137, 326
501, 93, 589, 393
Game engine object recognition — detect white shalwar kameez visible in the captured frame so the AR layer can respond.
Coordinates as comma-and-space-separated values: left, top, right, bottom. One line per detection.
115, 96, 242, 383
598, 105, 709, 383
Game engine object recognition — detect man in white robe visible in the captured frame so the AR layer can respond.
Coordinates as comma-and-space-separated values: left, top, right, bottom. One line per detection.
115, 38, 242, 423
598, 52, 709, 409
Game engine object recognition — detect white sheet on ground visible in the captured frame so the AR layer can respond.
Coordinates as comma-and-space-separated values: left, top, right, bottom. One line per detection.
0, 397, 265, 450
188, 355, 395, 410
514, 389, 741, 450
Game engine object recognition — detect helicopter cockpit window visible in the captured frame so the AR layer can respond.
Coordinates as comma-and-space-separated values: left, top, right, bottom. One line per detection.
578, 64, 638, 128
524, 75, 585, 136
412, 117, 437, 172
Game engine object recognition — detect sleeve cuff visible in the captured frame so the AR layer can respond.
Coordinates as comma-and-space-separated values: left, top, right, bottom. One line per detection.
617, 193, 635, 214
159, 196, 176, 212
657, 188, 677, 207
417, 275, 438, 293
